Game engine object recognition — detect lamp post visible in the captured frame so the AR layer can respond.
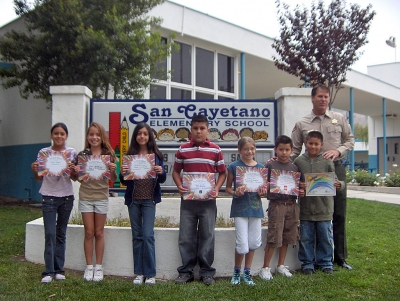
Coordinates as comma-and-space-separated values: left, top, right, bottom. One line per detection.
386, 36, 396, 62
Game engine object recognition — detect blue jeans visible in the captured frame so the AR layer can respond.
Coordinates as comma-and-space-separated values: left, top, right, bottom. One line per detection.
128, 200, 156, 278
41, 195, 74, 277
298, 220, 334, 271
177, 199, 217, 278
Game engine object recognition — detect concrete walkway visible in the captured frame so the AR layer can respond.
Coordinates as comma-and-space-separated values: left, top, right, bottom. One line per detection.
347, 188, 400, 206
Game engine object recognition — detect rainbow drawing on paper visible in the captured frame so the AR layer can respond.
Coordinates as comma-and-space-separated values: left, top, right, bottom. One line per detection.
305, 172, 336, 196
122, 154, 156, 180
37, 149, 73, 177
78, 155, 111, 181
182, 173, 216, 200
270, 169, 301, 196
236, 166, 268, 192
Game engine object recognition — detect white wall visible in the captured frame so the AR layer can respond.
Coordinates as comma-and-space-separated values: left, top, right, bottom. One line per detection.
367, 63, 400, 88
26, 217, 302, 279
275, 87, 312, 139
371, 116, 400, 138
0, 85, 51, 147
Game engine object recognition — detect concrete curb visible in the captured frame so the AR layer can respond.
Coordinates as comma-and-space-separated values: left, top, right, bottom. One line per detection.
347, 186, 400, 194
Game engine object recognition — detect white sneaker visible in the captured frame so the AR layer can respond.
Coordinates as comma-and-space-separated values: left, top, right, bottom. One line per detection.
259, 267, 273, 280
84, 267, 94, 281
93, 267, 104, 282
133, 275, 144, 285
145, 277, 156, 285
41, 275, 53, 283
55, 274, 66, 280
276, 265, 293, 277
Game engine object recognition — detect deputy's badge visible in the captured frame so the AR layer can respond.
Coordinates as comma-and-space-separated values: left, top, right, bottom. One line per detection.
292, 125, 297, 132
332, 119, 338, 125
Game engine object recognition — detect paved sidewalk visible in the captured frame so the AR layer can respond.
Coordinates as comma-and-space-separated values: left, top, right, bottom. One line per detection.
347, 189, 400, 206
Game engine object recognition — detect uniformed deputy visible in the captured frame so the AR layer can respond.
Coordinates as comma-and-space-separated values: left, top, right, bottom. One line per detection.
291, 84, 355, 270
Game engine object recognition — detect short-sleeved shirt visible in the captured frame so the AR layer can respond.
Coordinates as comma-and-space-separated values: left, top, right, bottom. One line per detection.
228, 160, 264, 218
38, 146, 77, 197
290, 110, 354, 162
77, 148, 115, 201
265, 160, 299, 202
174, 139, 226, 174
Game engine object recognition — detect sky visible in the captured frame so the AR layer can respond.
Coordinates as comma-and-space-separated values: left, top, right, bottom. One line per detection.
0, 0, 399, 74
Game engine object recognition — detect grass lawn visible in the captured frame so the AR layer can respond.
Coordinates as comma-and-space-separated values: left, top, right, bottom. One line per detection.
0, 197, 399, 301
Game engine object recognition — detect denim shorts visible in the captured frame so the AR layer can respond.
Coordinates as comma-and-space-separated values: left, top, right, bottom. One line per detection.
266, 201, 299, 247
78, 199, 108, 214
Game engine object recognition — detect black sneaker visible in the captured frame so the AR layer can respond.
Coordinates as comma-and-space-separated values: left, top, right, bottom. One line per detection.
322, 268, 333, 274
335, 260, 353, 270
174, 274, 194, 284
201, 276, 215, 285
302, 269, 314, 275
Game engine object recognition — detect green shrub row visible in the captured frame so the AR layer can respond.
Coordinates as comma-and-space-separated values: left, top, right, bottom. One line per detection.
346, 169, 400, 187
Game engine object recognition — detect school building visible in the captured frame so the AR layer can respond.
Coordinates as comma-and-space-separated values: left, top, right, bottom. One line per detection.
1, 1, 400, 201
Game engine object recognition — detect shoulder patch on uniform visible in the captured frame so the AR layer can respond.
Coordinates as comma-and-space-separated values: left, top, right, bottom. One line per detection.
292, 125, 297, 133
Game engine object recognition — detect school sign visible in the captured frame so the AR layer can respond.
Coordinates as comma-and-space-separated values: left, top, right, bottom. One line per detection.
90, 99, 277, 189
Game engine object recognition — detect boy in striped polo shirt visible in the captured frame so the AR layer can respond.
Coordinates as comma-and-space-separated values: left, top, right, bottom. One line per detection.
172, 114, 226, 285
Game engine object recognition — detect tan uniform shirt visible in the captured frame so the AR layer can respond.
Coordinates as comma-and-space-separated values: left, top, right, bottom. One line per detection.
290, 110, 355, 162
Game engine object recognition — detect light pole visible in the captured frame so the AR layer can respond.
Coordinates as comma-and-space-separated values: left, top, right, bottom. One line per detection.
386, 36, 396, 62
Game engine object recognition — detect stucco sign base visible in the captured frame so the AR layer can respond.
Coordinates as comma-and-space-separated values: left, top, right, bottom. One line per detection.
25, 218, 301, 280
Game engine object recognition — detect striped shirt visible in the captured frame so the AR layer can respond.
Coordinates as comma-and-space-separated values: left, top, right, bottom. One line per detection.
174, 139, 226, 174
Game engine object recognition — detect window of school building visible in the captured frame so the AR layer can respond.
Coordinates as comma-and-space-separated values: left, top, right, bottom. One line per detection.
150, 40, 236, 100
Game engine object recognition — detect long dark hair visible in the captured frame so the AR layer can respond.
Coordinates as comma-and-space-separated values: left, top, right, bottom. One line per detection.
126, 123, 163, 160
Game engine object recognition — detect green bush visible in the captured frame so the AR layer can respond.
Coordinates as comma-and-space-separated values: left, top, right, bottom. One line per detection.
353, 169, 379, 186
385, 171, 400, 187
346, 170, 355, 183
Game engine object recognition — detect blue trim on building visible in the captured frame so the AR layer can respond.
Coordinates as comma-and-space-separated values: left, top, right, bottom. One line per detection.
240, 53, 245, 99
0, 143, 48, 201
368, 154, 378, 172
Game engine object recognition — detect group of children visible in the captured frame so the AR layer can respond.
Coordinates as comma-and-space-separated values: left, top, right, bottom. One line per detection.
32, 114, 343, 285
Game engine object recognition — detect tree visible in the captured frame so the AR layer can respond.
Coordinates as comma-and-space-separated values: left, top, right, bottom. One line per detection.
0, 0, 175, 102
272, 0, 375, 107
354, 123, 368, 144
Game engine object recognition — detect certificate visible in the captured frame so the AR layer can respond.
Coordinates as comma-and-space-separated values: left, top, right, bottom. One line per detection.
122, 154, 156, 180
182, 173, 217, 200
269, 169, 301, 196
305, 172, 336, 196
37, 149, 73, 177
235, 166, 268, 192
78, 155, 111, 181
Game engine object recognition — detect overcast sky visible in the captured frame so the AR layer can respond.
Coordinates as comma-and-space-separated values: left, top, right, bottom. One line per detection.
1, 0, 399, 74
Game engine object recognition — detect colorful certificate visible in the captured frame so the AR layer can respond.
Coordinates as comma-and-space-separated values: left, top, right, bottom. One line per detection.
78, 155, 111, 181
122, 154, 156, 180
305, 172, 336, 196
235, 166, 268, 192
182, 173, 217, 200
37, 149, 73, 177
269, 169, 301, 196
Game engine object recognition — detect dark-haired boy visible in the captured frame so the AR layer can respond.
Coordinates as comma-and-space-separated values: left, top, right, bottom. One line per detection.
172, 114, 226, 285
294, 131, 344, 274
260, 135, 302, 281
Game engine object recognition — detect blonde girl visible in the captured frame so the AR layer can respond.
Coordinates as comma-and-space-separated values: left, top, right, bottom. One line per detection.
75, 122, 117, 281
225, 137, 267, 286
